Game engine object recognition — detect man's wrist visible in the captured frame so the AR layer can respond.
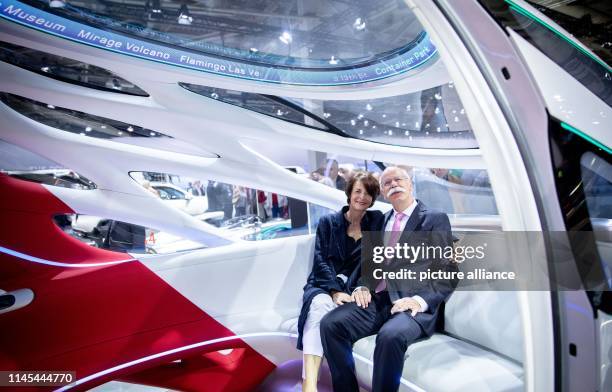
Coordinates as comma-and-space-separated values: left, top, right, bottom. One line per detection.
352, 286, 368, 295
411, 295, 428, 312
391, 296, 428, 312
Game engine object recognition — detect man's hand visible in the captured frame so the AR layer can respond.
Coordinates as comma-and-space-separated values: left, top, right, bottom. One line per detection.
331, 291, 353, 305
351, 287, 372, 309
390, 297, 422, 316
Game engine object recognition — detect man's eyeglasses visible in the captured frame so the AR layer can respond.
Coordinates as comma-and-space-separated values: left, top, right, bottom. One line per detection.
381, 177, 409, 188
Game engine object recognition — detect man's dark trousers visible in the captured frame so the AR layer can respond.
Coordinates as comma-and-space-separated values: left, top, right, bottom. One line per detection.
320, 291, 425, 392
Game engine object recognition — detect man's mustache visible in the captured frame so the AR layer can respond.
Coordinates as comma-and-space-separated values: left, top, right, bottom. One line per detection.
386, 186, 406, 198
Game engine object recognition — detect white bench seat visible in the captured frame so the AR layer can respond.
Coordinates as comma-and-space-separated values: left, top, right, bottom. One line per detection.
281, 317, 524, 391
353, 333, 523, 392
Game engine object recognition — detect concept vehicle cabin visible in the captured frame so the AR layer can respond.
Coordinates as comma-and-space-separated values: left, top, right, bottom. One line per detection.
0, 0, 610, 391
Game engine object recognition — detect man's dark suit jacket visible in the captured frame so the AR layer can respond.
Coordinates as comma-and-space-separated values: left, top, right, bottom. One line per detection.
363, 200, 457, 337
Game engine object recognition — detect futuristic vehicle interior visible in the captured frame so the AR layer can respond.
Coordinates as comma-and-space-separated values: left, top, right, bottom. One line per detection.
0, 0, 610, 391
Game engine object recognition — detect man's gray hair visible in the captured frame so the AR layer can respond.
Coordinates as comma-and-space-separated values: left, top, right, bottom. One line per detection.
380, 166, 412, 185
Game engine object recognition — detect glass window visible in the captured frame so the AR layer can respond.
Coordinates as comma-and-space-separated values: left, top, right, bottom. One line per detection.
285, 82, 478, 149
243, 141, 498, 216
179, 83, 330, 131
523, 0, 611, 67
411, 167, 497, 215
0, 139, 96, 189
182, 82, 478, 149
0, 41, 148, 96
129, 171, 327, 241
582, 151, 612, 221
483, 0, 611, 106
10, 170, 96, 190
580, 151, 611, 289
155, 186, 186, 200
550, 117, 611, 310
0, 93, 216, 157
25, 0, 426, 70
54, 214, 206, 254
1, 92, 166, 138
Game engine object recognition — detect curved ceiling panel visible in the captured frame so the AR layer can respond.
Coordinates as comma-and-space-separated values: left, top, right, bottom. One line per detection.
0, 0, 439, 85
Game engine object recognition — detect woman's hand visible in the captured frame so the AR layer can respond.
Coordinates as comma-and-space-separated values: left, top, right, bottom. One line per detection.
331, 291, 353, 305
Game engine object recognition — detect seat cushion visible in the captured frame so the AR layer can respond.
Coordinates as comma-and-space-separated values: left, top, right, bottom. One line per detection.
353, 334, 523, 392
282, 316, 523, 391
280, 317, 299, 334
444, 290, 523, 363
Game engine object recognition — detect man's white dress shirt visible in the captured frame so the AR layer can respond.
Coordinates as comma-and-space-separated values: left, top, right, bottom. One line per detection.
355, 199, 428, 313
385, 200, 428, 312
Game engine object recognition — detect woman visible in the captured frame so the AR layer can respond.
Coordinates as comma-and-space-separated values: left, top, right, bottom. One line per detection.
298, 171, 382, 392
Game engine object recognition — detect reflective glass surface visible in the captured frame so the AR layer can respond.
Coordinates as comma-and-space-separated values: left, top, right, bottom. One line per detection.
581, 151, 611, 220
188, 81, 477, 149
0, 139, 96, 189
129, 171, 315, 240
1, 92, 168, 138
527, 0, 612, 66
411, 167, 497, 215
180, 83, 329, 130
548, 117, 611, 310
0, 93, 217, 157
54, 214, 207, 254
22, 0, 423, 69
0, 41, 148, 96
290, 83, 477, 149
484, 0, 611, 106
10, 170, 96, 189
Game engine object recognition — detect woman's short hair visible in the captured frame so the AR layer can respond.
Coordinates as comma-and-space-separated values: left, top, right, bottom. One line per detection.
345, 171, 380, 207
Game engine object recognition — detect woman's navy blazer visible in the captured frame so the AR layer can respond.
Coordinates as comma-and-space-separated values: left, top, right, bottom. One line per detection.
296, 206, 383, 350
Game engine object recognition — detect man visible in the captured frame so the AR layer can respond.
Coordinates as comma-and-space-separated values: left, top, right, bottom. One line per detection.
320, 166, 456, 392
207, 180, 233, 219
206, 180, 218, 211
232, 185, 247, 217
190, 180, 205, 196
256, 189, 268, 221
325, 159, 347, 191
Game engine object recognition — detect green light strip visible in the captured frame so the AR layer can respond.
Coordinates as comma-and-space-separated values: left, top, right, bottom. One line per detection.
560, 122, 611, 154
505, 0, 611, 72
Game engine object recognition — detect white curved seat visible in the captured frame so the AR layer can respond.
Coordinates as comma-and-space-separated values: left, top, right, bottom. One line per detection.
274, 237, 525, 391
353, 334, 523, 392
281, 318, 523, 391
